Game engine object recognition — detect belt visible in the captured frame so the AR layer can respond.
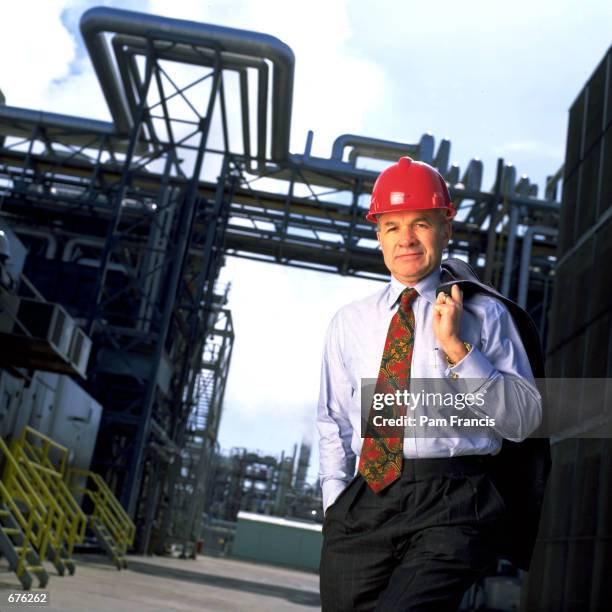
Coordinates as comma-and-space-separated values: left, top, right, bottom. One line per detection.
400, 454, 494, 479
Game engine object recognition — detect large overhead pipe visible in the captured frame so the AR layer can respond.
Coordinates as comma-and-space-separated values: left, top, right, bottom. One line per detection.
460, 158, 484, 192
111, 34, 269, 169
432, 138, 451, 176
331, 133, 434, 164
501, 175, 532, 296
13, 227, 58, 259
0, 7, 558, 212
518, 226, 558, 308
0, 106, 116, 147
80, 6, 294, 161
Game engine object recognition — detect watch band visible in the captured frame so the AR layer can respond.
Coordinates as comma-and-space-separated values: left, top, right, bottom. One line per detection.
445, 341, 473, 367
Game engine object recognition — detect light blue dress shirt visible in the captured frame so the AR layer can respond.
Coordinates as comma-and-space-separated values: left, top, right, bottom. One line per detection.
317, 264, 542, 512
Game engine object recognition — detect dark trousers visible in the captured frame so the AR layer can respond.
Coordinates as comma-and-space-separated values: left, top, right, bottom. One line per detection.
319, 455, 506, 611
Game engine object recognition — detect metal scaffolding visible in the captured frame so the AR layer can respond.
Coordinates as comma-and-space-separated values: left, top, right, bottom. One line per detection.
0, 6, 561, 549
155, 307, 234, 556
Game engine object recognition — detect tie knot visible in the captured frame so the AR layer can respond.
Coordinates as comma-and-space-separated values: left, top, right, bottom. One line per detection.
400, 287, 418, 312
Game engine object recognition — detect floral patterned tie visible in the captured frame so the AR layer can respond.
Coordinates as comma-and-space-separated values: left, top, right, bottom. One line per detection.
358, 287, 418, 492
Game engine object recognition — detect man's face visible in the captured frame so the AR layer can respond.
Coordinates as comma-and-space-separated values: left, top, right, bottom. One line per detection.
376, 209, 451, 285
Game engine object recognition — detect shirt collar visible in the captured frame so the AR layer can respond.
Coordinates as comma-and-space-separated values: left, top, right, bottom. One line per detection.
386, 266, 441, 309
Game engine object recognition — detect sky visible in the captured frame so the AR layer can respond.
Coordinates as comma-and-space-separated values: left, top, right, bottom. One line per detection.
1, 0, 610, 482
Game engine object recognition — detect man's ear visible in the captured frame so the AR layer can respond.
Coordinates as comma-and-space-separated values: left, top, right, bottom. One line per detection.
442, 220, 452, 247
376, 231, 382, 248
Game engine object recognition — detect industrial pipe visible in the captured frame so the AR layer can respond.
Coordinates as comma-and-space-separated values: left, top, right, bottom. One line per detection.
80, 6, 294, 161
517, 226, 558, 308
111, 34, 270, 171
331, 133, 434, 164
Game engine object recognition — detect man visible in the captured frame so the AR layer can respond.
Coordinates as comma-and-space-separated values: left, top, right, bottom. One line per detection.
317, 156, 542, 611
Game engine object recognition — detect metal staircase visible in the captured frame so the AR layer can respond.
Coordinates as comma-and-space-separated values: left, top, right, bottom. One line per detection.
0, 428, 134, 587
89, 516, 127, 569
6, 442, 68, 576
0, 501, 49, 589
0, 438, 51, 589
162, 309, 234, 556
67, 469, 135, 570
15, 428, 87, 575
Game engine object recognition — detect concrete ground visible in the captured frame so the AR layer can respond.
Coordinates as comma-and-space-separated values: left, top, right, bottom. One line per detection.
0, 553, 321, 611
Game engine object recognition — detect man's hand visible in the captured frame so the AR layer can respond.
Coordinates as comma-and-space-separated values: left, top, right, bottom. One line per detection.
433, 284, 467, 364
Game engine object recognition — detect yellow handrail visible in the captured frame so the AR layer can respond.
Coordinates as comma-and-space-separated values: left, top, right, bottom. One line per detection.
11, 433, 87, 559
7, 428, 135, 567
18, 427, 68, 476
7, 441, 67, 563
22, 443, 87, 556
68, 469, 135, 558
0, 438, 54, 564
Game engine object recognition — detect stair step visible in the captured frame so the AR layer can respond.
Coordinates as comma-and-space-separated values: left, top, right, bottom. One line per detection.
2, 527, 21, 536
0, 509, 9, 517
26, 565, 45, 573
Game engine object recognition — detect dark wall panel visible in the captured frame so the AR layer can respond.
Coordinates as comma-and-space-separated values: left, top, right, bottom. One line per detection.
530, 45, 612, 612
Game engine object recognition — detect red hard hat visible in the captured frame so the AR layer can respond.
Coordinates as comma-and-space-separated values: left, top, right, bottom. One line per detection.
366, 156, 455, 223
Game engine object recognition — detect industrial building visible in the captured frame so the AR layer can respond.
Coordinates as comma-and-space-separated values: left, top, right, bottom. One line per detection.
0, 4, 609, 610
521, 45, 612, 611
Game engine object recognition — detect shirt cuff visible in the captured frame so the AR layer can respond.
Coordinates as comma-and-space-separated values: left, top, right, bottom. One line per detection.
322, 478, 350, 514
444, 346, 497, 392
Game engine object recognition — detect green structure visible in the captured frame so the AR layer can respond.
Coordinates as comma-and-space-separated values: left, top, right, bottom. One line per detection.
232, 512, 322, 571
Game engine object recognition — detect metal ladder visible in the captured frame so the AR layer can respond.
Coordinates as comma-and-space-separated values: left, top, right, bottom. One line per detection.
14, 428, 87, 575
6, 441, 68, 577
89, 516, 127, 569
0, 501, 49, 589
67, 469, 134, 570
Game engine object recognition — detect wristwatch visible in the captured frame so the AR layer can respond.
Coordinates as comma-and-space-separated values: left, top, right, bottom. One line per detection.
445, 341, 473, 367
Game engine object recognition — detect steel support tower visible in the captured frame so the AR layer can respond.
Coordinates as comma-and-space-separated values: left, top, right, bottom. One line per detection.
0, 7, 561, 549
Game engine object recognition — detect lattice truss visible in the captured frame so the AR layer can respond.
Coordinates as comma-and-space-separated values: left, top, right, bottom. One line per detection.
0, 7, 561, 550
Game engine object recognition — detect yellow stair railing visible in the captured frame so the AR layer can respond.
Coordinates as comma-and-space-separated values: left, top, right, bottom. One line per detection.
0, 438, 51, 589
4, 427, 135, 571
6, 441, 69, 575
17, 426, 68, 476
67, 469, 135, 569
14, 428, 87, 572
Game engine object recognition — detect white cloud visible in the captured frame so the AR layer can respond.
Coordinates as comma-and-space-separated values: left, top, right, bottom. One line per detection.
4, 0, 612, 481
0, 1, 75, 108
147, 0, 386, 158
348, 0, 612, 188
14, 0, 386, 174
217, 256, 380, 460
